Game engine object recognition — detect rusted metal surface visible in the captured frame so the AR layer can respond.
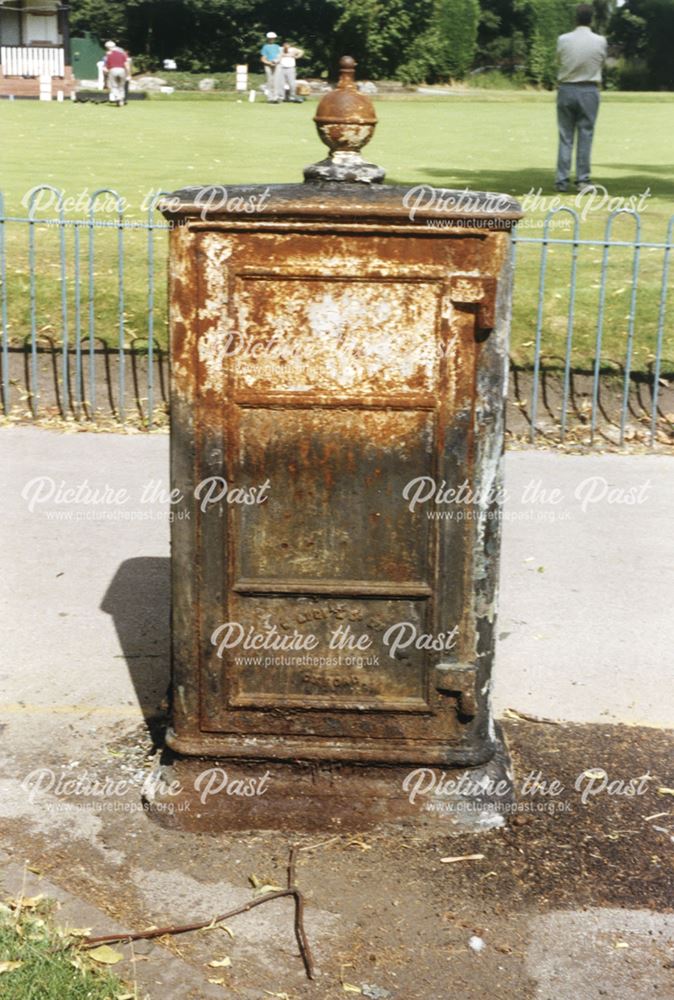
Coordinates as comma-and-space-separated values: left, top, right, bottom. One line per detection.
148, 728, 514, 832
162, 178, 521, 769
162, 65, 521, 780
306, 55, 383, 184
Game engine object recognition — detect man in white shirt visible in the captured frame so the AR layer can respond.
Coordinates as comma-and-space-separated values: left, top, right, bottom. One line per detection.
280, 42, 304, 103
555, 4, 607, 192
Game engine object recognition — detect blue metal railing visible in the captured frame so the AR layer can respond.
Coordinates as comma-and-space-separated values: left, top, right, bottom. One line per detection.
511, 206, 674, 447
0, 187, 171, 427
0, 192, 673, 445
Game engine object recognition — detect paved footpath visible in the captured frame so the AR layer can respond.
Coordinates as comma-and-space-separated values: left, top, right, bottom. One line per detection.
0, 427, 672, 1000
1, 427, 672, 745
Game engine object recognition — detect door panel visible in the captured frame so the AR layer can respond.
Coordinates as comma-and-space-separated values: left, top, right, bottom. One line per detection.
195, 230, 478, 744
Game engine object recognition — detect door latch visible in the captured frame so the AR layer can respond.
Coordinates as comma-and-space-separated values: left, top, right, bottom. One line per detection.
435, 661, 478, 718
450, 275, 497, 334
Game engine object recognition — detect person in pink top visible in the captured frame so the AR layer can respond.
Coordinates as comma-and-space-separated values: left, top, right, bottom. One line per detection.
103, 41, 131, 107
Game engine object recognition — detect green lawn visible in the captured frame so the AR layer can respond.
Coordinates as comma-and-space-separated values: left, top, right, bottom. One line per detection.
2, 91, 673, 369
0, 899, 125, 1000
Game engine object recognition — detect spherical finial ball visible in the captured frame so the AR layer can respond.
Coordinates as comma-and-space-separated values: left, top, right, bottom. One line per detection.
313, 54, 377, 156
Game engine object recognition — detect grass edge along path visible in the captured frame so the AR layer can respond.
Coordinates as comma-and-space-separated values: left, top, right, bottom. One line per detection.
0, 895, 127, 1000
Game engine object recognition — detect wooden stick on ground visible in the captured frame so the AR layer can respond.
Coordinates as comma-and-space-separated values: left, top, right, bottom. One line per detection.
82, 844, 315, 980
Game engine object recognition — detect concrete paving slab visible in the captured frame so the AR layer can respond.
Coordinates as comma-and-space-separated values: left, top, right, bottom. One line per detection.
495, 450, 674, 728
1, 427, 672, 746
527, 907, 674, 1000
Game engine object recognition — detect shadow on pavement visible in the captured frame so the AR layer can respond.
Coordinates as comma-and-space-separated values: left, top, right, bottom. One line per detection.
101, 556, 171, 748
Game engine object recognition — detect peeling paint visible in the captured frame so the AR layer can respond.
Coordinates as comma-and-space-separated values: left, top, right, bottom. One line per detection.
163, 181, 521, 774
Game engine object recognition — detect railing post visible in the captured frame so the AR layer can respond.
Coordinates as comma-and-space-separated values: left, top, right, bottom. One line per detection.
651, 215, 674, 447
0, 191, 8, 416
87, 189, 125, 422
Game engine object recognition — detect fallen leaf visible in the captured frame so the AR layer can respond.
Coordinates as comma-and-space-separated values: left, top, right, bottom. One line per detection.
208, 978, 226, 986
342, 985, 362, 995
203, 918, 235, 937
657, 787, 674, 797
8, 894, 44, 911
207, 957, 232, 968
0, 961, 23, 974
347, 837, 372, 851
440, 854, 485, 864
88, 945, 125, 965
249, 874, 284, 895
65, 927, 93, 937
614, 941, 629, 949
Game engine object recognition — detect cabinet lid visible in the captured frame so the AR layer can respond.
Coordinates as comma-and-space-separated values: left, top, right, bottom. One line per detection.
160, 182, 522, 227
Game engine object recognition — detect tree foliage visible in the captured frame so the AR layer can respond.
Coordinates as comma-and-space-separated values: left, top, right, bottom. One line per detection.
67, 0, 674, 88
433, 0, 481, 79
515, 0, 576, 86
611, 0, 674, 89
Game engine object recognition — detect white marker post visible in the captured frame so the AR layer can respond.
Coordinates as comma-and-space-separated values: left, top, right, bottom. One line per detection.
235, 64, 248, 92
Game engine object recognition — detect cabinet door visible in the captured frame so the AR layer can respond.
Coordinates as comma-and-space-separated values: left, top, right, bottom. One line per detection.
186, 227, 500, 764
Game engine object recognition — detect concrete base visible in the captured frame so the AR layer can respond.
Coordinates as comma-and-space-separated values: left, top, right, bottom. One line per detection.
143, 725, 514, 834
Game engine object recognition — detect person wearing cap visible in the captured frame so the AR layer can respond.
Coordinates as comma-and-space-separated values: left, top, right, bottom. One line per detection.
555, 4, 607, 192
260, 31, 282, 104
103, 40, 131, 107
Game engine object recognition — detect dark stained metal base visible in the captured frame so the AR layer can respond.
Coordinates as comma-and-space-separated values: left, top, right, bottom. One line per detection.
144, 726, 514, 834
303, 155, 386, 184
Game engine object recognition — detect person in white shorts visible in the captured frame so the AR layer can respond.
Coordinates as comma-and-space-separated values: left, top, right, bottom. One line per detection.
103, 40, 131, 107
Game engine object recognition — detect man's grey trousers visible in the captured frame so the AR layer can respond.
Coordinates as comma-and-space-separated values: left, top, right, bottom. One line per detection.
556, 82, 600, 189
281, 66, 297, 99
264, 64, 282, 102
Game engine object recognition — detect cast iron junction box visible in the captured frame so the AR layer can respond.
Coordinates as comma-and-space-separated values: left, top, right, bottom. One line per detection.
160, 60, 522, 804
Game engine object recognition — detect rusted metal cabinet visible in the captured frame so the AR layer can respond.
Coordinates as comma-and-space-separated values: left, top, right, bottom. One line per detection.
163, 184, 521, 769
162, 63, 522, 778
